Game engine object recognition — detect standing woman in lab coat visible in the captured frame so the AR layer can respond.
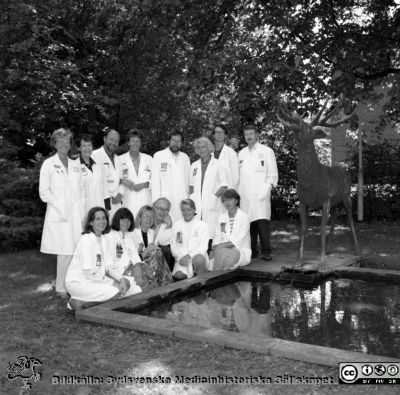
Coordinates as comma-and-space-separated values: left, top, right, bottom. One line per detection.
76, 134, 104, 222
189, 137, 227, 248
171, 199, 209, 280
39, 128, 85, 297
118, 130, 152, 218
210, 188, 251, 271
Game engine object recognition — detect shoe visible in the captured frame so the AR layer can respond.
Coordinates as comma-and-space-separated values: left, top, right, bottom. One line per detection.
260, 254, 272, 261
56, 291, 69, 299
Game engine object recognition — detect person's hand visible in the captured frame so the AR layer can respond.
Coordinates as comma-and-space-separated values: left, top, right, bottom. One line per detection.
214, 186, 228, 198
119, 277, 131, 296
121, 179, 135, 190
112, 193, 123, 204
179, 254, 191, 266
146, 243, 157, 254
164, 214, 172, 229
132, 265, 144, 286
132, 183, 147, 192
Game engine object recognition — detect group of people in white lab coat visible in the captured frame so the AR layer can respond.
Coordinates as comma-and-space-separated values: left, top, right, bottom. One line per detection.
39, 123, 278, 309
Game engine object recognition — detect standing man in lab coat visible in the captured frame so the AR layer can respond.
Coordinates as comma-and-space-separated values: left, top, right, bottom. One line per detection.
212, 124, 239, 189
118, 130, 152, 218
151, 132, 190, 221
92, 128, 122, 220
238, 124, 278, 261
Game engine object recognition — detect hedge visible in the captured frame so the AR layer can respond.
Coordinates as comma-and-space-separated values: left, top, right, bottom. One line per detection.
0, 216, 43, 252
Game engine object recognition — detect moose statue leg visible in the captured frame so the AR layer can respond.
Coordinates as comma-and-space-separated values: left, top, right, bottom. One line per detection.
320, 200, 331, 270
343, 196, 360, 255
296, 201, 308, 267
326, 206, 338, 254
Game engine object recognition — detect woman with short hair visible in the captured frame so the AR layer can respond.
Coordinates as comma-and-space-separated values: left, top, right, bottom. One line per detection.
190, 137, 227, 248
39, 128, 85, 297
65, 207, 131, 310
118, 130, 153, 218
76, 134, 104, 219
170, 199, 209, 280
209, 188, 251, 270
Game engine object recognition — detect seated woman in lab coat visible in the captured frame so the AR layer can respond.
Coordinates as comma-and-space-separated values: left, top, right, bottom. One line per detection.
171, 199, 209, 280
132, 205, 173, 289
65, 207, 132, 310
209, 189, 251, 270
105, 207, 144, 295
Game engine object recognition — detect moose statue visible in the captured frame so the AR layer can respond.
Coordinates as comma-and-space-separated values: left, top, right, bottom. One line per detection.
277, 95, 360, 269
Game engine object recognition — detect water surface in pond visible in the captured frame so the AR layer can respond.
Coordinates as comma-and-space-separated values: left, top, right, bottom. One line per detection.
133, 278, 400, 358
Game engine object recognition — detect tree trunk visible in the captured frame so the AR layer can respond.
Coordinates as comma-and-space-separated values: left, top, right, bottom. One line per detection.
357, 127, 363, 221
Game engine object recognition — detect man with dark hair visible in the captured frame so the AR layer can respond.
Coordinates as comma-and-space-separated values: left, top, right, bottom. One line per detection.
238, 124, 278, 261
92, 128, 122, 220
151, 132, 190, 220
212, 124, 239, 189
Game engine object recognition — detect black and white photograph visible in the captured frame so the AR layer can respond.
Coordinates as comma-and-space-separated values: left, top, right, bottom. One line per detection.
1, 0, 400, 393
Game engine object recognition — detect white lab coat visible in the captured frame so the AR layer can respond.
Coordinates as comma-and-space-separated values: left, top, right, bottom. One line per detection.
189, 157, 227, 238
214, 144, 239, 189
75, 157, 104, 221
211, 208, 251, 268
170, 217, 209, 279
105, 230, 143, 295
153, 223, 172, 246
238, 142, 278, 221
39, 154, 84, 255
118, 152, 152, 218
91, 146, 121, 218
65, 232, 119, 302
151, 148, 190, 220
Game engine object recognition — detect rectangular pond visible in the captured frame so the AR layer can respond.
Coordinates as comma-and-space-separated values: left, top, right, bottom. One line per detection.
117, 277, 400, 359
76, 264, 400, 366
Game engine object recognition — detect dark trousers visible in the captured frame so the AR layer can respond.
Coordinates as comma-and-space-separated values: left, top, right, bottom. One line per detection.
159, 244, 175, 272
250, 219, 271, 258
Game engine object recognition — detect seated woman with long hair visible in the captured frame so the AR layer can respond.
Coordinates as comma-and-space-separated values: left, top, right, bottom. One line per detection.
209, 189, 251, 270
132, 205, 173, 289
65, 207, 132, 310
105, 207, 144, 295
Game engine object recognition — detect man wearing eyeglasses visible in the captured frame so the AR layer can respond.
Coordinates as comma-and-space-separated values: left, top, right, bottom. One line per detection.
152, 197, 174, 271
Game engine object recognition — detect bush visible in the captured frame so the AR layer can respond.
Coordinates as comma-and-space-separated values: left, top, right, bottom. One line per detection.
0, 216, 43, 252
0, 166, 45, 218
352, 184, 400, 221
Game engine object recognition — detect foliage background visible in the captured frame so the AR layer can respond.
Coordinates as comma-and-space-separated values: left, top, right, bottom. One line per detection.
1, 0, 400, 250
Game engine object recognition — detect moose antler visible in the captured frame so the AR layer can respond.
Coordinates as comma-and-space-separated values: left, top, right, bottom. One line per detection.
277, 94, 356, 129
314, 95, 357, 128
276, 94, 300, 127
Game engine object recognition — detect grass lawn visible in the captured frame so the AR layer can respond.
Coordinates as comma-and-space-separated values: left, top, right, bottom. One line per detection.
1, 219, 399, 394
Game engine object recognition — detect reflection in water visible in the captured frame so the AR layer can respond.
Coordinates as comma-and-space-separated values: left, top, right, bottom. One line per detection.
136, 278, 400, 358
